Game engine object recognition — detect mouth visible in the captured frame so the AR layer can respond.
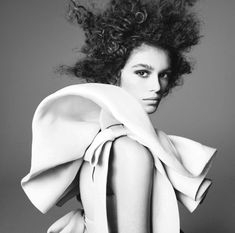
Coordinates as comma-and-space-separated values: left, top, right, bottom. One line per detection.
142, 98, 161, 107
142, 97, 161, 101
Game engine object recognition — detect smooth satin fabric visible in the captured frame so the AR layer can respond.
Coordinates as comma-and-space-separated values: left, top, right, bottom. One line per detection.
21, 83, 217, 233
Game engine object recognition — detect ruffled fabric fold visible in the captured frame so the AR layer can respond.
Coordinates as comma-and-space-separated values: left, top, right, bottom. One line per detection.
163, 134, 216, 212
47, 209, 85, 233
21, 83, 217, 233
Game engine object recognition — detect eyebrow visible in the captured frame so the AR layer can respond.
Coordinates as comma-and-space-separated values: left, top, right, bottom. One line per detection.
132, 64, 154, 70
132, 63, 171, 73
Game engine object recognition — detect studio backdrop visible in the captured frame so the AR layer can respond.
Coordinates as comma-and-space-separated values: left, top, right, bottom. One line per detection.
0, 1, 234, 232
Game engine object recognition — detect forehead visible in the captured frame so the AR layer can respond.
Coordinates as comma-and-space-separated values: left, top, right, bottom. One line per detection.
125, 44, 170, 69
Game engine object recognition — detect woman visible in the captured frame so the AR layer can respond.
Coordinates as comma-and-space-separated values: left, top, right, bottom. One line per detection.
21, 0, 217, 233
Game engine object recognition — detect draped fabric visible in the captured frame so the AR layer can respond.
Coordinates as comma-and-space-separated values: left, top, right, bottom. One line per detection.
21, 83, 217, 233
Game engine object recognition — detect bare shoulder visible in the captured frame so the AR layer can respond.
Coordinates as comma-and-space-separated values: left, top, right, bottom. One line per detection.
112, 136, 152, 157
111, 136, 154, 169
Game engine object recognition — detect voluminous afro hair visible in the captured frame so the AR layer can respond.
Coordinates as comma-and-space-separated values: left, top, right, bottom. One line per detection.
61, 0, 201, 96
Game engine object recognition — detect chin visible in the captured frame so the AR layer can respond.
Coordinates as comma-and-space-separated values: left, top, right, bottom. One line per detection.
145, 105, 158, 114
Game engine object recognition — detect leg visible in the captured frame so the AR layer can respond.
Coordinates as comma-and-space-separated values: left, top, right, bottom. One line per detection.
108, 136, 154, 233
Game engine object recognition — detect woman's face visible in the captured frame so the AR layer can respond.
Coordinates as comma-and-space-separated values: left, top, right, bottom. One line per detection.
120, 43, 171, 114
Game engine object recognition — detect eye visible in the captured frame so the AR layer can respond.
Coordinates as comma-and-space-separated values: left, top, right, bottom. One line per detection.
135, 70, 150, 78
159, 72, 171, 80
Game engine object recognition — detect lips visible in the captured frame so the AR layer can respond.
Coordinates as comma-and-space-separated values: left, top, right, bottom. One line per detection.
142, 97, 161, 101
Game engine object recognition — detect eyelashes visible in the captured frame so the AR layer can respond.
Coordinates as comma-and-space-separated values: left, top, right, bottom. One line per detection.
159, 72, 171, 80
134, 69, 171, 79
134, 70, 150, 78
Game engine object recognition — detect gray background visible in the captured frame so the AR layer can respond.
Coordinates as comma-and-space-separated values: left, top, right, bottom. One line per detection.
0, 0, 234, 232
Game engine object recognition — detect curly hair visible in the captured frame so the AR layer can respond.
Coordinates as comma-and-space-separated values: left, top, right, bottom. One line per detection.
61, 0, 201, 96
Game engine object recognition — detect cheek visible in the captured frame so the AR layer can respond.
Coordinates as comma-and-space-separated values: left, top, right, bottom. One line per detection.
120, 72, 143, 96
121, 83, 141, 100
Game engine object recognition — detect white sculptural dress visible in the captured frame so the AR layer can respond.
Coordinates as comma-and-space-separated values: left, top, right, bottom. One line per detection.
21, 83, 217, 233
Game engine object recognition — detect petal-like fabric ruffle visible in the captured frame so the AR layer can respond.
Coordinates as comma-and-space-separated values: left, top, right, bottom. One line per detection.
22, 160, 82, 213
21, 83, 217, 233
47, 209, 85, 233
165, 134, 216, 212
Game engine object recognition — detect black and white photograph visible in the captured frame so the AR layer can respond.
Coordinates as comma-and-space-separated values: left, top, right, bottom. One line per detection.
0, 0, 234, 232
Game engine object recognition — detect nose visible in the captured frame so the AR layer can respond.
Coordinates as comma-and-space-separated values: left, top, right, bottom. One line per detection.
148, 76, 161, 93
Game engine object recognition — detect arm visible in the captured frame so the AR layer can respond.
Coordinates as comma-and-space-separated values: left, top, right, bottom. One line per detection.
108, 136, 154, 233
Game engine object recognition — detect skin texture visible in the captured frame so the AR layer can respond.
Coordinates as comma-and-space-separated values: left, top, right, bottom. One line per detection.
79, 136, 154, 233
120, 43, 170, 114
109, 136, 154, 233
79, 44, 170, 233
